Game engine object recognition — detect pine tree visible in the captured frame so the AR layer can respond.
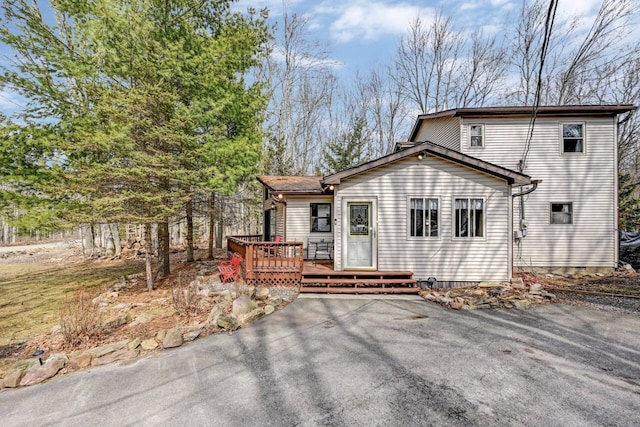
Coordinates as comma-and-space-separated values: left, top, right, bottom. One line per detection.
322, 117, 369, 175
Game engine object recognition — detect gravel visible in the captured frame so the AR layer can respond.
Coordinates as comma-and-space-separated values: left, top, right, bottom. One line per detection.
556, 292, 640, 316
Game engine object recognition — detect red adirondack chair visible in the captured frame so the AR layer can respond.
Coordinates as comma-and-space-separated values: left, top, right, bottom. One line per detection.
218, 253, 243, 283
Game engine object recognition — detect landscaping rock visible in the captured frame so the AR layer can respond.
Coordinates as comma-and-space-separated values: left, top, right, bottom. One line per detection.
510, 278, 526, 289
68, 350, 93, 369
207, 304, 224, 326
529, 283, 543, 293
511, 300, 532, 310
92, 349, 138, 366
11, 359, 40, 372
217, 315, 240, 331
182, 327, 203, 342
141, 339, 159, 351
268, 296, 283, 307
232, 294, 256, 317
87, 341, 128, 358
128, 337, 142, 350
255, 287, 270, 300
449, 301, 465, 310
104, 313, 131, 329
163, 328, 183, 348
264, 304, 275, 315
129, 314, 153, 327
239, 307, 265, 325
3, 370, 25, 388
20, 354, 67, 386
156, 329, 167, 341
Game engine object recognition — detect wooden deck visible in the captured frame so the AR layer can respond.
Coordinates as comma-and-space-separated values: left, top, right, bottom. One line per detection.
227, 236, 419, 294
301, 261, 419, 294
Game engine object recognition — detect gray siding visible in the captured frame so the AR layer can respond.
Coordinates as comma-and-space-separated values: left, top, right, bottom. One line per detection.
334, 155, 511, 282
285, 196, 333, 258
414, 117, 460, 150
458, 117, 617, 268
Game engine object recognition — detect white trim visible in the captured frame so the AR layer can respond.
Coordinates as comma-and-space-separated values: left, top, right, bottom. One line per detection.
406, 196, 441, 240
451, 196, 487, 240
560, 122, 586, 155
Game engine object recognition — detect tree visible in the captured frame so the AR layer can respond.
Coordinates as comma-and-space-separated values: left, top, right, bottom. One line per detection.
322, 117, 368, 175
261, 10, 338, 175
0, 0, 269, 288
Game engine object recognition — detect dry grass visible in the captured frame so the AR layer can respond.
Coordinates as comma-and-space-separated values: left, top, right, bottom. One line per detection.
0, 259, 144, 347
59, 287, 104, 346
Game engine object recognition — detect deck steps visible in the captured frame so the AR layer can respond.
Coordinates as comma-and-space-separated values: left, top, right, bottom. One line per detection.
300, 266, 419, 294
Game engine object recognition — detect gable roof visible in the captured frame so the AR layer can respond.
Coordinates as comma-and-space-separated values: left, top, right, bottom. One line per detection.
409, 104, 637, 141
322, 141, 531, 186
257, 176, 325, 194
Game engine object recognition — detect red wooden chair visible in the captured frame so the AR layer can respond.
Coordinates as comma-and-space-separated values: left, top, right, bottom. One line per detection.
218, 253, 243, 283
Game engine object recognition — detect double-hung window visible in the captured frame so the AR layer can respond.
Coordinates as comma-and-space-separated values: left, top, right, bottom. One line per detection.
310, 203, 331, 232
562, 123, 585, 153
409, 198, 439, 237
454, 198, 484, 238
469, 124, 484, 147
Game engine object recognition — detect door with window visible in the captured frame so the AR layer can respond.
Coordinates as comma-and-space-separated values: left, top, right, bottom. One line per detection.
345, 201, 376, 269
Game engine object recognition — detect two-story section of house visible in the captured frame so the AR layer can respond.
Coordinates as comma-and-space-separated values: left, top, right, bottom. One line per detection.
408, 105, 637, 273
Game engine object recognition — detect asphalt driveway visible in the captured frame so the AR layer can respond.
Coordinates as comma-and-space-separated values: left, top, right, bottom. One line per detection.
1, 295, 639, 426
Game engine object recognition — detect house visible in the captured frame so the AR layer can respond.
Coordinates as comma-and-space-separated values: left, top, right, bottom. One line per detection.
258, 105, 636, 286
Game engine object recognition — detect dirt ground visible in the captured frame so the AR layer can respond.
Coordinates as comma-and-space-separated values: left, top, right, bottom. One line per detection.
0, 241, 227, 377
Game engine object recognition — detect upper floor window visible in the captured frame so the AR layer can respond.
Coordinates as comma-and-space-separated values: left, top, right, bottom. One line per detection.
562, 123, 584, 153
409, 197, 439, 237
469, 124, 484, 147
550, 202, 573, 224
454, 198, 484, 238
310, 203, 331, 232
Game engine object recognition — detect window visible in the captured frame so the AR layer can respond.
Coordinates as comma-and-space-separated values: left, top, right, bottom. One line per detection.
562, 123, 584, 153
310, 203, 331, 232
469, 124, 484, 147
409, 198, 439, 237
454, 198, 484, 238
550, 202, 573, 224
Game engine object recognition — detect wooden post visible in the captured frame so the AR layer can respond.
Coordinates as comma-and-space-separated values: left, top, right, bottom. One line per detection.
245, 243, 254, 280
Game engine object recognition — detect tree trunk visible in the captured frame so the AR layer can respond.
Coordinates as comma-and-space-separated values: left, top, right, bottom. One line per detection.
157, 220, 170, 279
110, 223, 122, 256
186, 199, 194, 262
144, 223, 154, 291
215, 195, 223, 249
208, 192, 215, 259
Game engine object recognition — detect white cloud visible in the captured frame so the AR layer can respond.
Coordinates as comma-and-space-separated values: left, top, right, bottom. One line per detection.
460, 2, 480, 12
270, 48, 345, 69
555, 0, 601, 20
322, 1, 435, 43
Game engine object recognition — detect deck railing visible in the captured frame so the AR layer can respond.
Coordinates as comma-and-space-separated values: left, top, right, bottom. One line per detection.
226, 235, 304, 287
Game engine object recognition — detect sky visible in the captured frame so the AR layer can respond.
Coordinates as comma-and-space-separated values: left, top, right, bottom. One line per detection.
235, 0, 608, 77
0, 0, 618, 116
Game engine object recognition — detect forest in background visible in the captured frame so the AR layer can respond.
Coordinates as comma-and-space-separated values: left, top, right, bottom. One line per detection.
1, 0, 640, 286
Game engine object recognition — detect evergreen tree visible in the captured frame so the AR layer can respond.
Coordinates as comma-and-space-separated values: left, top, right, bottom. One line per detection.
619, 173, 640, 231
0, 0, 269, 288
322, 117, 369, 175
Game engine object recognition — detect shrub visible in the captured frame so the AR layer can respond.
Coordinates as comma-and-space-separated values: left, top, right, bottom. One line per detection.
60, 288, 103, 346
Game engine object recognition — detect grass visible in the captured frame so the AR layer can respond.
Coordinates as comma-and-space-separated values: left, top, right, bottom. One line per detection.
0, 259, 144, 347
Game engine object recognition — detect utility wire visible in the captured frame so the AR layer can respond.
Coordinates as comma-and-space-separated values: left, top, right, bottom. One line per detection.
520, 0, 559, 172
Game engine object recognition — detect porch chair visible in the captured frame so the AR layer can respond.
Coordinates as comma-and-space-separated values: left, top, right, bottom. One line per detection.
310, 238, 333, 265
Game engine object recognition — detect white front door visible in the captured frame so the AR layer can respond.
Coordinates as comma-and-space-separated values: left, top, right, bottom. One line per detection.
345, 201, 376, 269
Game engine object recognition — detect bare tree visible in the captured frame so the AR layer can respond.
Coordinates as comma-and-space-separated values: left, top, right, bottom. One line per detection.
261, 10, 338, 175
394, 12, 506, 113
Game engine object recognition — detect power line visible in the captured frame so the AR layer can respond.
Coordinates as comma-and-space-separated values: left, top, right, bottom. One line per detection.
520, 0, 559, 172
